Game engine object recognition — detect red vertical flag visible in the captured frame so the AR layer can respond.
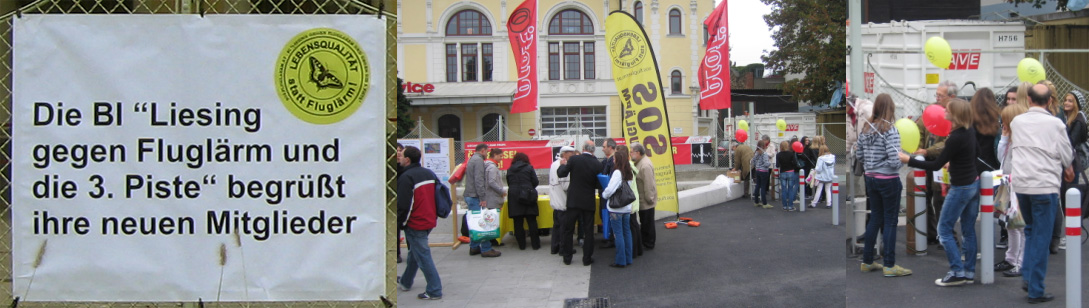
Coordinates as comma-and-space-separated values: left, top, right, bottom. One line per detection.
698, 0, 731, 110
507, 0, 538, 113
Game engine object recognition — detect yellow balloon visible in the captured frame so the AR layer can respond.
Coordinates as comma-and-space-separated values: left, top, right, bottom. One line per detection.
738, 120, 749, 131
1017, 58, 1046, 84
776, 119, 787, 131
924, 37, 952, 69
894, 118, 920, 153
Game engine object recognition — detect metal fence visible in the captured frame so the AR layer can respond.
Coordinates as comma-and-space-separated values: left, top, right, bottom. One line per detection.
1, 0, 397, 307
866, 51, 1089, 119
402, 117, 618, 169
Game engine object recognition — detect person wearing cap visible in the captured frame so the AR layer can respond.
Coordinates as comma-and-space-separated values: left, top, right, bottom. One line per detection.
557, 141, 604, 266
549, 146, 577, 255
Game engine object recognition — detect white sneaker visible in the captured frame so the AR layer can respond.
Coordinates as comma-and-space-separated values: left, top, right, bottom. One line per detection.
1059, 238, 1067, 250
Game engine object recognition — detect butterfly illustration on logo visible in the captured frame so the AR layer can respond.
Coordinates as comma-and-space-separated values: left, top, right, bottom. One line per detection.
308, 56, 344, 90
619, 38, 635, 58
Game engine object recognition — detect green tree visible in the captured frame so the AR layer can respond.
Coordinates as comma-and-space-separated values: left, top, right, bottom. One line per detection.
760, 0, 845, 105
396, 78, 415, 138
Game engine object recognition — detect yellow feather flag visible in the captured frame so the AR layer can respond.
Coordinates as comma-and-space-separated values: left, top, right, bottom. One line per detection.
605, 11, 679, 213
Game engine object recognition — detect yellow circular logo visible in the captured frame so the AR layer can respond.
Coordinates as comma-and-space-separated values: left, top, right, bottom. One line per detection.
609, 30, 647, 69
275, 28, 369, 124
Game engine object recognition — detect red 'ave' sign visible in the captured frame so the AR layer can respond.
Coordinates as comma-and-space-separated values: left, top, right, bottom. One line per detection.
948, 52, 981, 70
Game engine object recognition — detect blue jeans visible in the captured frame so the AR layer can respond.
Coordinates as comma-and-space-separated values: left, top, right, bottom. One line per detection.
465, 197, 492, 252
780, 171, 797, 208
754, 171, 770, 204
1017, 193, 1058, 298
609, 212, 633, 266
400, 228, 442, 297
863, 176, 902, 267
938, 179, 980, 279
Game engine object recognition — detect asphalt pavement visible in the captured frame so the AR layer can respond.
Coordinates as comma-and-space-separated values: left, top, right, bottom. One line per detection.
589, 194, 847, 307
846, 219, 1089, 307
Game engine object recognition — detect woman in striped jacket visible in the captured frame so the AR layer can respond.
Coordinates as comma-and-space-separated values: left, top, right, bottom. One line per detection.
854, 93, 912, 278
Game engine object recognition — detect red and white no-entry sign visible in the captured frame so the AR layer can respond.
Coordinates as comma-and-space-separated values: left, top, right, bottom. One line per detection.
528, 128, 536, 136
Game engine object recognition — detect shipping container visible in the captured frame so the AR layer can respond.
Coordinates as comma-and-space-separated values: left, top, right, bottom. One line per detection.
847, 20, 1026, 118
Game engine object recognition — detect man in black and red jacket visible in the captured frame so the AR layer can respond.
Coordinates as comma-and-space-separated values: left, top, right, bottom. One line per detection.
396, 146, 443, 300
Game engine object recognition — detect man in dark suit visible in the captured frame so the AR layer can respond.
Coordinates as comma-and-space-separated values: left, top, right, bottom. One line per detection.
557, 141, 604, 266
600, 139, 616, 249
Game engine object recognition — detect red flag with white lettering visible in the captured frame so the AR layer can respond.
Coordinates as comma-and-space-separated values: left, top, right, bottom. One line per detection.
507, 0, 538, 113
698, 0, 731, 110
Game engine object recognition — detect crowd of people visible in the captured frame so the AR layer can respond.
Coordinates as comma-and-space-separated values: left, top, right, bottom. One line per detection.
732, 134, 837, 211
393, 139, 662, 300
850, 79, 1084, 303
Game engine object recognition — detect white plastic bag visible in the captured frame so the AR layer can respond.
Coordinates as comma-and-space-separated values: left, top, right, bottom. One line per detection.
467, 208, 501, 241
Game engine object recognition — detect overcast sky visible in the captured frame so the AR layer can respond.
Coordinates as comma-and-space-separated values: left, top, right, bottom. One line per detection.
717, 0, 776, 66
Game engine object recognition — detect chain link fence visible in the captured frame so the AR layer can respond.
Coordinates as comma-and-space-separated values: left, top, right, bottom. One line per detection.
866, 51, 1089, 119
2, 0, 396, 307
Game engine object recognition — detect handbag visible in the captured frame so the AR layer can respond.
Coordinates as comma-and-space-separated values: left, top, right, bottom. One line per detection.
851, 156, 864, 176
467, 209, 501, 241
608, 181, 637, 209
1006, 179, 1026, 229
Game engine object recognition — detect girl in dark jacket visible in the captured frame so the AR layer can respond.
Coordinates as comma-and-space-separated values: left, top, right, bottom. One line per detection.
506, 152, 541, 250
801, 136, 818, 197
1063, 90, 1088, 183
971, 88, 1001, 174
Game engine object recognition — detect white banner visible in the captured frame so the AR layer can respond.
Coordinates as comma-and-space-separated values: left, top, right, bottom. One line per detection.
13, 15, 387, 301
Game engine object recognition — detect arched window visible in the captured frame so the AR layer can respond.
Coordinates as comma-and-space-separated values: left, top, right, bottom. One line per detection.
444, 9, 493, 83
634, 2, 644, 25
668, 9, 682, 35
671, 70, 683, 94
549, 9, 594, 35
438, 114, 462, 141
546, 9, 595, 81
481, 113, 505, 141
446, 10, 492, 36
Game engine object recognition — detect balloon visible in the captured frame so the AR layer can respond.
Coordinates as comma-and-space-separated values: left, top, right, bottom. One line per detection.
792, 141, 804, 153
924, 36, 952, 69
1017, 58, 1046, 84
894, 118, 920, 153
738, 120, 749, 131
735, 129, 748, 143
922, 104, 952, 137
776, 119, 787, 131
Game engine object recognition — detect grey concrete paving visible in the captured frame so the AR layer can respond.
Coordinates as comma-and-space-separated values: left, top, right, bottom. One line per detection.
396, 208, 589, 308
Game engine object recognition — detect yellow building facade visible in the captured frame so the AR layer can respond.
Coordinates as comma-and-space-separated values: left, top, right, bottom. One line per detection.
398, 0, 716, 141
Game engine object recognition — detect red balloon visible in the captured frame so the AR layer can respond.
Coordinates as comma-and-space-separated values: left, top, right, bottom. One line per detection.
735, 129, 748, 143
792, 141, 804, 153
922, 104, 952, 137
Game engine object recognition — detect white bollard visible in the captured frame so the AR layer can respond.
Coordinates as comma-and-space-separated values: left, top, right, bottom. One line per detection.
833, 176, 840, 226
979, 171, 994, 285
1065, 188, 1082, 308
913, 156, 928, 256
799, 170, 806, 212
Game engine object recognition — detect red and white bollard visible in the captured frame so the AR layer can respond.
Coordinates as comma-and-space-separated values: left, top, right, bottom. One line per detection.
913, 156, 928, 256
799, 170, 807, 212
772, 168, 779, 200
979, 171, 994, 285
1065, 187, 1081, 307
833, 176, 840, 225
